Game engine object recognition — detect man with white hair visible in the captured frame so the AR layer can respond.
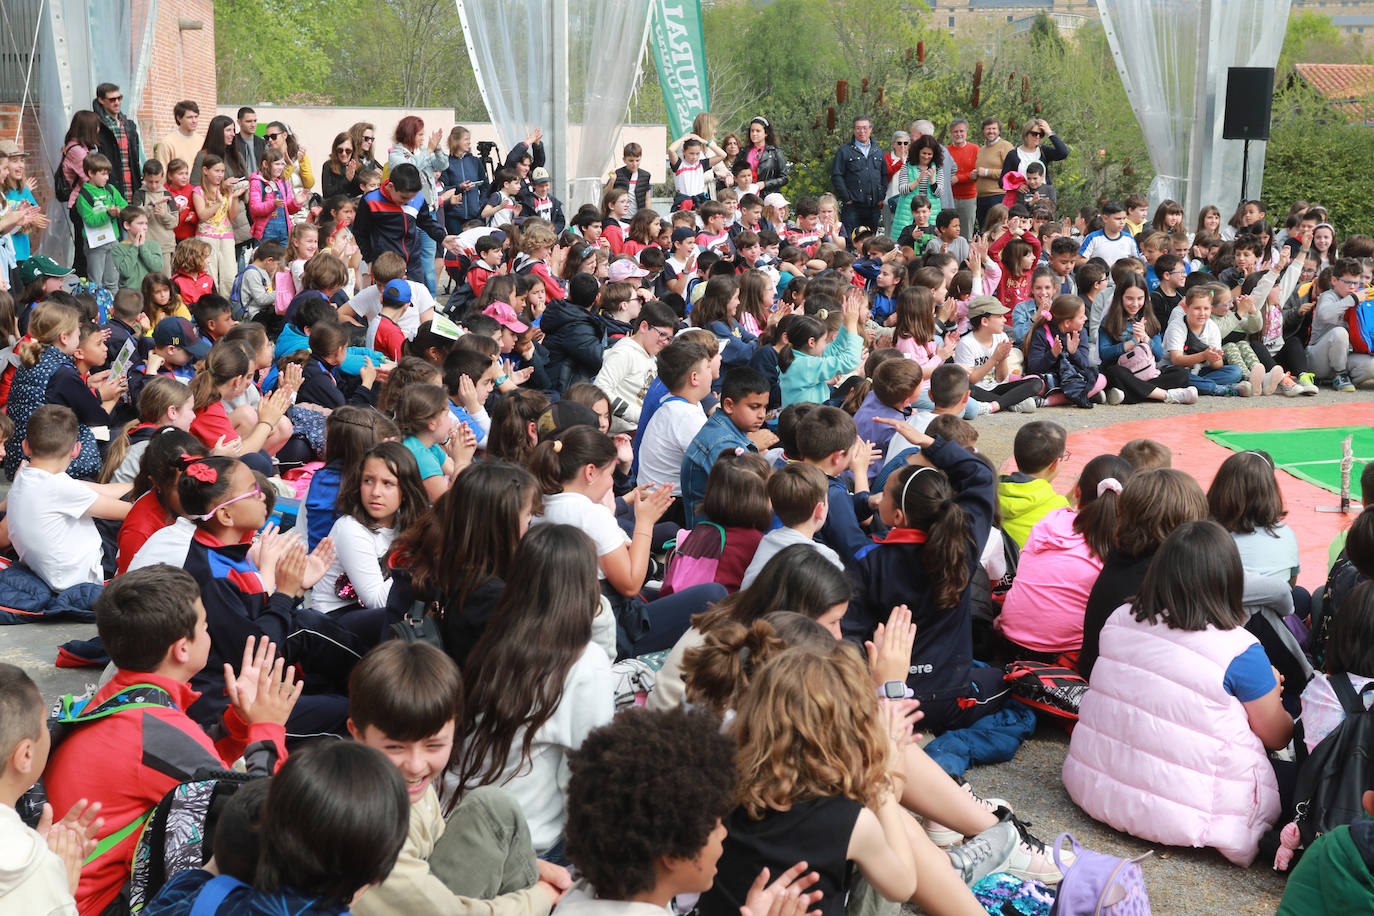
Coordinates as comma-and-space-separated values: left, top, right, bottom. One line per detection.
910, 119, 954, 212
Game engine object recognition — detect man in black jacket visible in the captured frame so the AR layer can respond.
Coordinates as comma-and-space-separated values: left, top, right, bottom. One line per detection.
234, 107, 266, 174
831, 115, 886, 239
93, 82, 142, 198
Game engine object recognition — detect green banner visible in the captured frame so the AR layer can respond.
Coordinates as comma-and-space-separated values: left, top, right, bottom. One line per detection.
649, 0, 710, 139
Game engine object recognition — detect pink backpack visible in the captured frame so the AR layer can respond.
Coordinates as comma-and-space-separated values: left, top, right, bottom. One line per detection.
660, 524, 726, 596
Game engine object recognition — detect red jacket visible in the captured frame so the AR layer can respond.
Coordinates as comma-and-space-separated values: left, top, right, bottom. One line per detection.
45, 669, 286, 915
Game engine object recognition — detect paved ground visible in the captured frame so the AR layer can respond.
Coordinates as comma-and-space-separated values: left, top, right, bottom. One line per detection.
4, 388, 1370, 914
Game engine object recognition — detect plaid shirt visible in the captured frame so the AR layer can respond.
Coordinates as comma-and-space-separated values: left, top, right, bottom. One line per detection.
98, 110, 134, 195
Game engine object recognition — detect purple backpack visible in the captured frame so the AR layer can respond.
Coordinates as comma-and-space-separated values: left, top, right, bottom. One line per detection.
1049, 833, 1151, 916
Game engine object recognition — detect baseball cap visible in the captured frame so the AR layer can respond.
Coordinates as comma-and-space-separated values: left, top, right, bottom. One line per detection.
536, 400, 601, 440
16, 256, 73, 287
0, 140, 21, 158
153, 316, 212, 359
671, 227, 696, 245
530, 167, 551, 185
482, 301, 529, 333
763, 192, 789, 209
382, 279, 412, 304
966, 296, 1009, 320
608, 259, 650, 283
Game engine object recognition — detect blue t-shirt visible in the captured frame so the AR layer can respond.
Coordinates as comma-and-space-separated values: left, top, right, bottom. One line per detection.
1222, 643, 1277, 701
403, 435, 446, 481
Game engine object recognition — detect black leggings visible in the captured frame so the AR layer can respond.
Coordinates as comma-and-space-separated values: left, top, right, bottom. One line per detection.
1102, 363, 1190, 403
969, 377, 1044, 411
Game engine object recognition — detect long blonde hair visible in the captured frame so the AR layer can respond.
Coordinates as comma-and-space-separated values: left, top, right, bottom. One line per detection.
732, 644, 891, 817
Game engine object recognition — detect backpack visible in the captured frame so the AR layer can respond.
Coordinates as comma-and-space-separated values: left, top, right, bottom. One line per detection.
1347, 295, 1374, 354
127, 769, 263, 913
53, 145, 75, 206
661, 523, 726, 595
228, 266, 265, 320
1292, 672, 1374, 848
1048, 832, 1151, 916
1003, 660, 1088, 723
390, 597, 445, 650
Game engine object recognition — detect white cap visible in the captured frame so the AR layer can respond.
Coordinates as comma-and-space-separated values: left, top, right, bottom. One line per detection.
763, 192, 789, 209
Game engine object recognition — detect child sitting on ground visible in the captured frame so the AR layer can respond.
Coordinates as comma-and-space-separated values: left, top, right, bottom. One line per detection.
680, 366, 770, 528
853, 358, 923, 456
796, 405, 875, 566
43, 565, 293, 915
741, 462, 843, 588
346, 641, 569, 916
8, 404, 131, 590
997, 420, 1070, 548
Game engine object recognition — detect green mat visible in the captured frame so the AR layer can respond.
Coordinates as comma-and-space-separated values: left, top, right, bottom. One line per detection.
1204, 425, 1373, 495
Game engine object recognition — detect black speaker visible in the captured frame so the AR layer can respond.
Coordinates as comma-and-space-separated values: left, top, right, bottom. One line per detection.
1223, 67, 1275, 140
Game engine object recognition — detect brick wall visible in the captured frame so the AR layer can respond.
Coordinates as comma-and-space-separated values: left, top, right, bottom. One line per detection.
135, 0, 217, 145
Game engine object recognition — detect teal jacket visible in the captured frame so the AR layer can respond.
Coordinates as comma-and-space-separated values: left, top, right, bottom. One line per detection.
779, 326, 861, 407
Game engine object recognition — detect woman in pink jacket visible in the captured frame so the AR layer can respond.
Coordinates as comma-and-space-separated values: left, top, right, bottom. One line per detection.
247, 147, 304, 245
1063, 520, 1292, 866
997, 454, 1132, 661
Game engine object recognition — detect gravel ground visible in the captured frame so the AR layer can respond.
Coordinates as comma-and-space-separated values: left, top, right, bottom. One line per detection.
7, 389, 1372, 915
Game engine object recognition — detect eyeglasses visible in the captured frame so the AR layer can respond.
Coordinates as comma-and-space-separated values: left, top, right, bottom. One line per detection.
265, 132, 282, 141
196, 484, 263, 520
893, 141, 909, 146
652, 327, 674, 342
1337, 276, 1362, 287
337, 147, 352, 154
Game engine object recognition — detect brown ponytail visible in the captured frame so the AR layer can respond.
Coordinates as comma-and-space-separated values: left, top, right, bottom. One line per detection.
190, 341, 253, 411
527, 426, 618, 496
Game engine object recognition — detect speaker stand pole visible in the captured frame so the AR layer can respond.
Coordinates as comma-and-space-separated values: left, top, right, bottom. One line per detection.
1240, 138, 1250, 206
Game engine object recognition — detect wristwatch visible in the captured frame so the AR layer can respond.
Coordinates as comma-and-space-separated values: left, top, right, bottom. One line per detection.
880, 680, 911, 700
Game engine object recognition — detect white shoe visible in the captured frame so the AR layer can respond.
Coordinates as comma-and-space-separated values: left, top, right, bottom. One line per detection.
1165, 386, 1198, 404
1277, 374, 1303, 398
1248, 362, 1266, 393
1105, 387, 1125, 405
1262, 365, 1286, 395
1009, 397, 1037, 413
996, 809, 1064, 885
923, 781, 1010, 847
975, 400, 995, 416
1090, 389, 1107, 404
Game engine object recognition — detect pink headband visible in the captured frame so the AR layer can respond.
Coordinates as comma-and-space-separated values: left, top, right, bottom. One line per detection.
1096, 478, 1123, 498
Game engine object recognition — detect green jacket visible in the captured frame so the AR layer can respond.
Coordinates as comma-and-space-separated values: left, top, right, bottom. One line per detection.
74, 182, 128, 230
1279, 821, 1374, 915
112, 239, 163, 289
996, 473, 1069, 548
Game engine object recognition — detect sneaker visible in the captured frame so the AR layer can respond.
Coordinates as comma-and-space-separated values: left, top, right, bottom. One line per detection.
1335, 372, 1357, 392
1105, 387, 1125, 405
1248, 362, 1266, 393
1009, 397, 1037, 413
946, 819, 1019, 886
1090, 390, 1107, 405
1277, 374, 1303, 398
1262, 366, 1286, 396
1235, 380, 1254, 397
1298, 372, 1320, 395
1165, 386, 1198, 404
995, 808, 1064, 885
1214, 385, 1240, 397
975, 400, 995, 417
924, 780, 1011, 848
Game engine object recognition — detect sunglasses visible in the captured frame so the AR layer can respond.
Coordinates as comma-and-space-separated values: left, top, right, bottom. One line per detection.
336, 147, 353, 153
103, 94, 123, 102
893, 141, 909, 146
363, 135, 374, 142
265, 132, 282, 141
1029, 131, 1045, 138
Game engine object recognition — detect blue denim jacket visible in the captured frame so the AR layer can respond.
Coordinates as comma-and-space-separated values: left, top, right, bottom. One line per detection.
680, 410, 754, 528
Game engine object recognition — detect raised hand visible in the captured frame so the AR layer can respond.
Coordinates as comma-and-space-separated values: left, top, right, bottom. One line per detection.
866, 604, 917, 686
632, 483, 675, 525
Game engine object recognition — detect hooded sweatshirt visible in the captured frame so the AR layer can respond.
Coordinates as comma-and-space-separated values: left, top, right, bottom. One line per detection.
996, 473, 1069, 548
0, 805, 75, 916
996, 507, 1104, 653
1278, 819, 1374, 915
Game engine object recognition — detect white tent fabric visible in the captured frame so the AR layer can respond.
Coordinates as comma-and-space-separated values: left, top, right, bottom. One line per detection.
456, 0, 651, 212
32, 0, 158, 260
1096, 0, 1290, 216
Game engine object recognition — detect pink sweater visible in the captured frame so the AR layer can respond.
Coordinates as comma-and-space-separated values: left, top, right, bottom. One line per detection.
996, 507, 1103, 653
248, 173, 303, 239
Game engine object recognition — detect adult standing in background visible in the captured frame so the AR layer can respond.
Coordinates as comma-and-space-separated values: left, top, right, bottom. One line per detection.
946, 118, 980, 240
350, 122, 381, 173
93, 82, 142, 198
153, 100, 202, 169
732, 116, 789, 197
830, 115, 886, 238
234, 107, 265, 175
389, 116, 451, 294
974, 117, 1014, 231
1001, 119, 1070, 187
438, 126, 488, 235
909, 119, 953, 212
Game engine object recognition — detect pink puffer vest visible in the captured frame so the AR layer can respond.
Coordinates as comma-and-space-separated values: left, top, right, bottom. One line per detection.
1062, 605, 1281, 866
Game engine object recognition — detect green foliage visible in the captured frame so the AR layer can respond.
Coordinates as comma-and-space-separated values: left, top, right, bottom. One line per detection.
1278, 12, 1368, 77
1260, 81, 1374, 237
215, 0, 350, 103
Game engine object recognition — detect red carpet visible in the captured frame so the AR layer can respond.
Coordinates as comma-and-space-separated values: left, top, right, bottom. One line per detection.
999, 404, 1374, 590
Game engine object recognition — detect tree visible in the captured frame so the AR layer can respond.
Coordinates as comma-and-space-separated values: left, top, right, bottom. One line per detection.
215, 0, 349, 103
1278, 12, 1368, 78
329, 0, 475, 109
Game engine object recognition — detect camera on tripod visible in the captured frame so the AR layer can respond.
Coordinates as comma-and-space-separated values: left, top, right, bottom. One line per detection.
476, 140, 501, 185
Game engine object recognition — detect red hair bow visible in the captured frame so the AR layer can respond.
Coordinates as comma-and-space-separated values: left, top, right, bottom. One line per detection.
185, 463, 218, 483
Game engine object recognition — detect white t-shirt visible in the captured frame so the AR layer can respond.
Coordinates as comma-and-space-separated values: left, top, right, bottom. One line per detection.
1078, 229, 1140, 267
1232, 525, 1300, 583
637, 398, 707, 495
1162, 314, 1220, 356
349, 280, 434, 339
740, 527, 844, 589
954, 332, 1009, 391
534, 492, 629, 580
129, 517, 196, 571
8, 466, 101, 590
674, 160, 707, 197
311, 515, 397, 612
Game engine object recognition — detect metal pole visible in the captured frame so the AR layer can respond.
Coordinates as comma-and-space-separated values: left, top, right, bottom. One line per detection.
1240, 137, 1249, 206
550, 0, 569, 207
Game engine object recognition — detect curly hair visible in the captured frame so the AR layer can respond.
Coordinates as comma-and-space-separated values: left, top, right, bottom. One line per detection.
564, 708, 736, 900
733, 644, 891, 817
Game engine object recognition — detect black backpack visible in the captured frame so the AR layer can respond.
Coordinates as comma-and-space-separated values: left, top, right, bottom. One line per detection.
53, 143, 76, 205
1293, 672, 1374, 847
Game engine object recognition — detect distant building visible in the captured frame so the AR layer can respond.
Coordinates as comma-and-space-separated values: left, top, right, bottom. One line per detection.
932, 0, 1099, 35
1292, 63, 1374, 124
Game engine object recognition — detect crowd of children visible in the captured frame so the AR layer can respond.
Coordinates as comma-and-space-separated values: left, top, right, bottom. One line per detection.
2, 107, 1374, 916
